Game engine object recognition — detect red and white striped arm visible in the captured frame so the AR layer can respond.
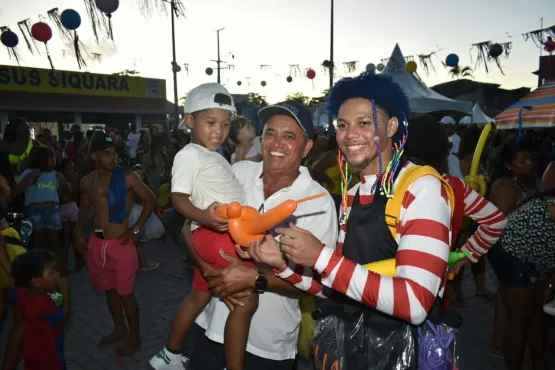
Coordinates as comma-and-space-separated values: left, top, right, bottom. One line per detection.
455, 178, 507, 262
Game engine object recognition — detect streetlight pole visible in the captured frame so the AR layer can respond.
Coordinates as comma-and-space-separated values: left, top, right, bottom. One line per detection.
215, 28, 225, 83
328, 0, 335, 133
169, 0, 180, 129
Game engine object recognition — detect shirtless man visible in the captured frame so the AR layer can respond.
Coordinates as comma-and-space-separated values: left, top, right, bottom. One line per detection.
74, 132, 156, 356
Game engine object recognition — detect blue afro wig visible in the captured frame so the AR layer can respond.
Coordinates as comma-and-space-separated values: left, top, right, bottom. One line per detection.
327, 72, 411, 141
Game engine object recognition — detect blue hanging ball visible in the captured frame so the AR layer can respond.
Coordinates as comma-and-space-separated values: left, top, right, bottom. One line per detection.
206, 67, 213, 76
1, 30, 19, 48
445, 54, 459, 68
61, 9, 82, 31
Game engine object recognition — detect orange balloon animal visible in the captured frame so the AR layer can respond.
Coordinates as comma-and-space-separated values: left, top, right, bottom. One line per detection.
215, 193, 326, 248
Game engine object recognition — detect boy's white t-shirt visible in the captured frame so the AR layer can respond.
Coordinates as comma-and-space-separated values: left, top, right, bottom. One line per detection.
171, 143, 245, 227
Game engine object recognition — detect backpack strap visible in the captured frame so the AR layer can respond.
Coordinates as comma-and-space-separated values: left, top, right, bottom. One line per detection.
385, 165, 455, 241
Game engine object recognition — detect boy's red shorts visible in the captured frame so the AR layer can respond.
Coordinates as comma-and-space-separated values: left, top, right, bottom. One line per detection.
191, 226, 254, 292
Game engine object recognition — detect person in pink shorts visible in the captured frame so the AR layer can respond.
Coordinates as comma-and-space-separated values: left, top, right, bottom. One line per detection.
74, 131, 156, 357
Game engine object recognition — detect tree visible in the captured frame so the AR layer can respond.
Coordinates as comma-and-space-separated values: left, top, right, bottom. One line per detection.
286, 92, 310, 105
448, 65, 474, 80
248, 93, 268, 107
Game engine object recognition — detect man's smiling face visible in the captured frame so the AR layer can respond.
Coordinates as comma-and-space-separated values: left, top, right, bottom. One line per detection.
261, 115, 312, 174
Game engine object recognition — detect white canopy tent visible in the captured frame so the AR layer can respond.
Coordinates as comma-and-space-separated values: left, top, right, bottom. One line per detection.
311, 44, 472, 126
458, 102, 493, 125
382, 44, 473, 115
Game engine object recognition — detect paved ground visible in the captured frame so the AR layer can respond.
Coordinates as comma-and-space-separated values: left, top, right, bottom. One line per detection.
0, 239, 552, 369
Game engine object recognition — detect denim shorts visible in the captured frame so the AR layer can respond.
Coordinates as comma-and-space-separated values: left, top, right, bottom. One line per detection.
28, 203, 62, 230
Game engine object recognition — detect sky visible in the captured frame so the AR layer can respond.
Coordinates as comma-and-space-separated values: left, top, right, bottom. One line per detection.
1, 0, 554, 104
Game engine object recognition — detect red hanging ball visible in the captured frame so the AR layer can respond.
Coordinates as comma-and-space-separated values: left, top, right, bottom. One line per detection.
306, 69, 316, 80
261, 81, 267, 87
31, 22, 53, 43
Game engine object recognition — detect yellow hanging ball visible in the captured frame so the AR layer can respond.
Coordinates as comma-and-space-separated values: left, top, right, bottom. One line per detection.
405, 61, 417, 73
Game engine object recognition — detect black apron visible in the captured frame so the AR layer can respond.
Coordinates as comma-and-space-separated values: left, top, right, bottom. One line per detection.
341, 187, 407, 330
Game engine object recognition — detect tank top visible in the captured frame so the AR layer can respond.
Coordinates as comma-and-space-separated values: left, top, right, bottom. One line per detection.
8, 140, 34, 181
21, 170, 59, 206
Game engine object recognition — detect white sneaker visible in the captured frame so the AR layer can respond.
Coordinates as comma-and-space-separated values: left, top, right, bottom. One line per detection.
543, 300, 555, 316
149, 348, 187, 370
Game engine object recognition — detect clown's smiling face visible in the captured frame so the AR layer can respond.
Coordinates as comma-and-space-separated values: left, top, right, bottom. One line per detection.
335, 98, 399, 176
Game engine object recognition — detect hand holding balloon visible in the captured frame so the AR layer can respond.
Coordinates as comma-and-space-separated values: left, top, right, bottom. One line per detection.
236, 235, 288, 271
216, 193, 326, 248
203, 202, 228, 232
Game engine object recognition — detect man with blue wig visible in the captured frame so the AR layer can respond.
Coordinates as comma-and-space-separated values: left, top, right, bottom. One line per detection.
249, 73, 455, 369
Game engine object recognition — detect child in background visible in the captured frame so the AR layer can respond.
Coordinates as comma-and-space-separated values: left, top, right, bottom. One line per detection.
11, 147, 71, 275
228, 117, 262, 163
12, 249, 70, 370
130, 165, 164, 271
150, 83, 256, 370
56, 159, 84, 272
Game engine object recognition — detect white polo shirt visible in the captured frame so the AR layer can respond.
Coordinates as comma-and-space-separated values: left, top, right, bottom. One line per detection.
196, 161, 338, 361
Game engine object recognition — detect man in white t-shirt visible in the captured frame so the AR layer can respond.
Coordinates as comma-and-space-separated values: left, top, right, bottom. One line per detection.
127, 125, 140, 165
184, 101, 338, 370
447, 143, 464, 178
448, 132, 461, 155
440, 116, 461, 155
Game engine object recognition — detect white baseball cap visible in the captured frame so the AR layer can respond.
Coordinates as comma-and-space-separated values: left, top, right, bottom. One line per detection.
178, 83, 236, 129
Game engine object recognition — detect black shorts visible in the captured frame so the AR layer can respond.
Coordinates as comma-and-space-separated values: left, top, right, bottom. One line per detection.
488, 244, 542, 287
187, 324, 295, 370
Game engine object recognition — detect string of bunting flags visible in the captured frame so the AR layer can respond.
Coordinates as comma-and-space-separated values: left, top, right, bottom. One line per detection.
196, 24, 555, 88
0, 0, 185, 71
1, 4, 553, 86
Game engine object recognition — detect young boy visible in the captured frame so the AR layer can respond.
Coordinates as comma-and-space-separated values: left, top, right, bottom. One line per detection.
74, 132, 156, 356
11, 249, 70, 370
150, 83, 256, 370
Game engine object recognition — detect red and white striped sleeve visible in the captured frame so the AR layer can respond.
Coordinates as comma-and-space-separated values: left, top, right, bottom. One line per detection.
313, 175, 451, 325
274, 192, 338, 299
455, 178, 507, 262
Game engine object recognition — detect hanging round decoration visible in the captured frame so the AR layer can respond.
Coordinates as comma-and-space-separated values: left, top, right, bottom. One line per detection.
488, 43, 503, 59
1, 30, 18, 48
286, 76, 293, 83
322, 60, 330, 68
366, 63, 376, 73
377, 63, 385, 72
60, 9, 82, 30
237, 81, 242, 86
31, 22, 53, 43
261, 81, 267, 87
31, 22, 56, 72
405, 61, 417, 73
445, 54, 459, 67
95, 0, 119, 40
1, 29, 21, 65
306, 69, 316, 79
545, 37, 555, 53
95, 0, 119, 14
60, 9, 86, 69
206, 67, 213, 76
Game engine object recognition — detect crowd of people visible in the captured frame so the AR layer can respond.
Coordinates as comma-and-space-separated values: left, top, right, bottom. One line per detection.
0, 73, 553, 370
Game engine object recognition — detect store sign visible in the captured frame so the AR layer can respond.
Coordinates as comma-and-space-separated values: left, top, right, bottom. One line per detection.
0, 65, 166, 99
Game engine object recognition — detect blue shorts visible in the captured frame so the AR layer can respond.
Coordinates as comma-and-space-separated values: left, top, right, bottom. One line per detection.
28, 204, 62, 230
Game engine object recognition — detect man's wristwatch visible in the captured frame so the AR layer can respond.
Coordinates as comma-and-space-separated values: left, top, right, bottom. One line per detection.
132, 226, 141, 235
252, 269, 268, 294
